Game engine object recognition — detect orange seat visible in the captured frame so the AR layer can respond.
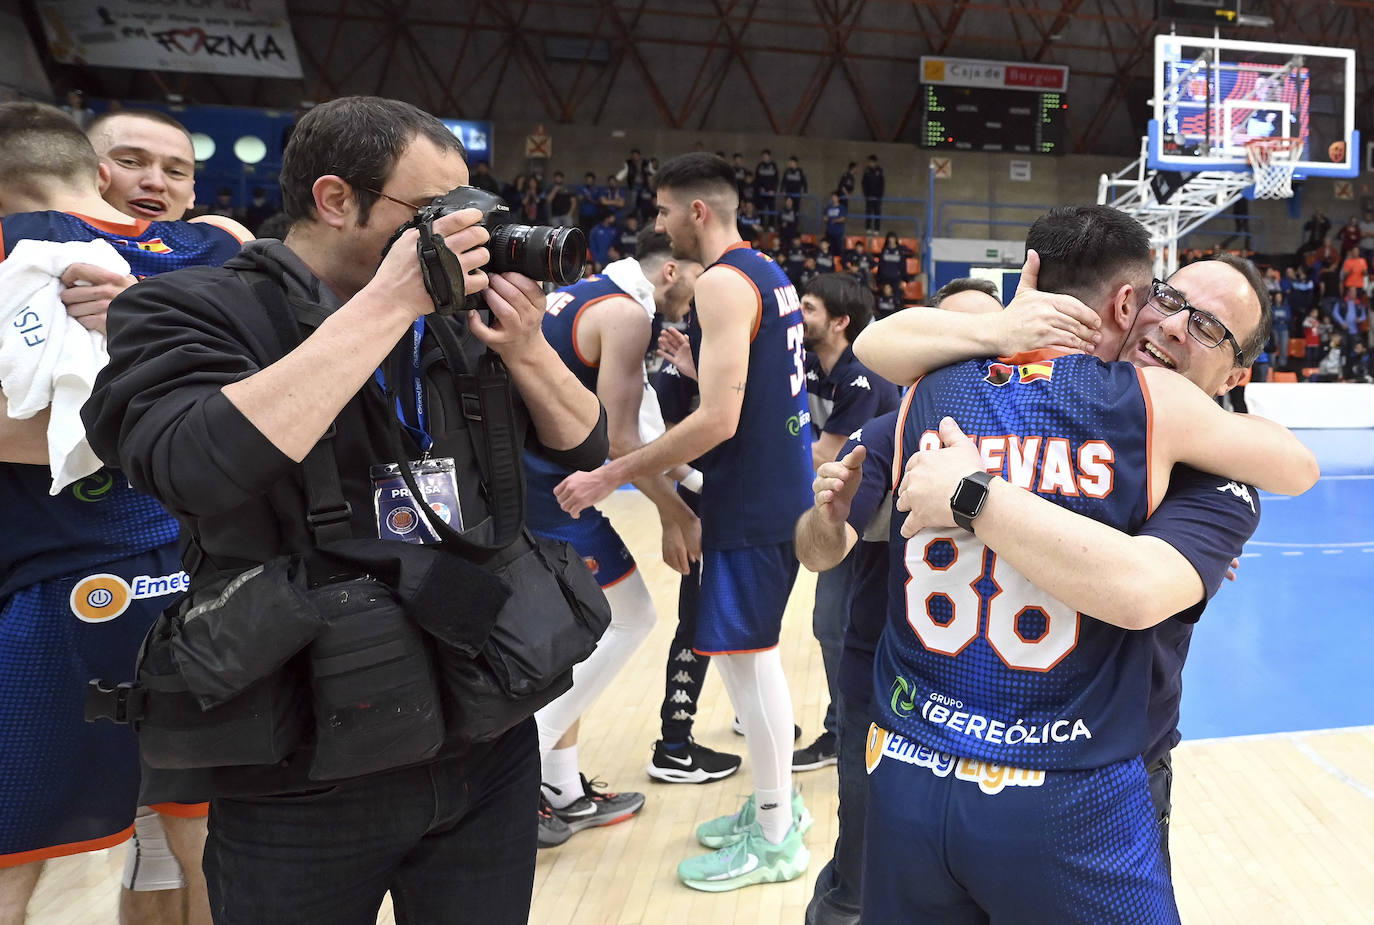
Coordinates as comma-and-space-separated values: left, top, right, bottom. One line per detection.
1269, 370, 1298, 382
905, 257, 921, 275
901, 279, 925, 303
1301, 367, 1319, 379
898, 236, 920, 253
869, 235, 884, 254
845, 235, 868, 253
1289, 340, 1306, 358
801, 233, 816, 245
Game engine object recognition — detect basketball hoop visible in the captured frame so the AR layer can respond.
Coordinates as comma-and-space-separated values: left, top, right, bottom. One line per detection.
1245, 138, 1304, 199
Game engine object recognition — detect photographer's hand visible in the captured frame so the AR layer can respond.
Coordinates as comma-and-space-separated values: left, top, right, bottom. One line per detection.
468, 272, 546, 354
373, 207, 491, 318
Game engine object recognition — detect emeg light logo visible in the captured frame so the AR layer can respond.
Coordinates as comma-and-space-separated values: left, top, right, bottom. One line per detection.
69, 571, 190, 623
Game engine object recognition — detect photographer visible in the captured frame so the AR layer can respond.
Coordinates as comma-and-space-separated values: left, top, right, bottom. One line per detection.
81, 96, 607, 925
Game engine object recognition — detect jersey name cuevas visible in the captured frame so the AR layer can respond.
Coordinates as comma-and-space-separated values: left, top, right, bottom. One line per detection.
876, 353, 1156, 771
690, 243, 813, 549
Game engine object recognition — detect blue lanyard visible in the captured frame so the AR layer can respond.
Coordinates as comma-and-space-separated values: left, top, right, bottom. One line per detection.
373, 318, 431, 452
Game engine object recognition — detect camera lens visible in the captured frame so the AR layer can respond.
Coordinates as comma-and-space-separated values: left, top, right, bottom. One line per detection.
488, 224, 586, 286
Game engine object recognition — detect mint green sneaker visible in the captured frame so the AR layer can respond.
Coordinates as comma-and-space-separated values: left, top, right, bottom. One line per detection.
696, 791, 812, 848
678, 821, 810, 892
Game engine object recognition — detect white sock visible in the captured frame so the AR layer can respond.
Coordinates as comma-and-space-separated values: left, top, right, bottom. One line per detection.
541, 744, 582, 809
715, 649, 795, 845
536, 571, 657, 754
754, 786, 793, 844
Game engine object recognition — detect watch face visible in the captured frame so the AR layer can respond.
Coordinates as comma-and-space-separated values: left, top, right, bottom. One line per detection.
951, 477, 987, 516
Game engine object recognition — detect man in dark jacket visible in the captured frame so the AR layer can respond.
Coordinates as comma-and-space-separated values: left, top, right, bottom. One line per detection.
862, 154, 885, 233
82, 96, 607, 925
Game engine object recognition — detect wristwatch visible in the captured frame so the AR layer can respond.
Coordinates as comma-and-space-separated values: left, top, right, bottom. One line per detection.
949, 471, 994, 533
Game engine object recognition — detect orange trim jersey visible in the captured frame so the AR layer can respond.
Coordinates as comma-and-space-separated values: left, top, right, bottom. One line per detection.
878, 353, 1156, 771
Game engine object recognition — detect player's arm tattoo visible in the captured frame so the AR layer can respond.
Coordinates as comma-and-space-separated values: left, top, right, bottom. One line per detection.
731, 382, 747, 394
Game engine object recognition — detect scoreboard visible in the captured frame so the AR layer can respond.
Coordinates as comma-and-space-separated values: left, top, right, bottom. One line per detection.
918, 56, 1070, 155
921, 84, 1068, 155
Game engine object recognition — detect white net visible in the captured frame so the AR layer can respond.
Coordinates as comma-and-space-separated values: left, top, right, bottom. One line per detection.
1246, 140, 1303, 199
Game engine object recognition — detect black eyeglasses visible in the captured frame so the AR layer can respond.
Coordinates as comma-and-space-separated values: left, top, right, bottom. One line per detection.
1146, 279, 1245, 366
363, 187, 425, 213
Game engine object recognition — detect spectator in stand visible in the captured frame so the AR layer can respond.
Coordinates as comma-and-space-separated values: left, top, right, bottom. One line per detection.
519, 175, 544, 223
779, 196, 800, 252
755, 149, 779, 228
502, 172, 527, 212
1339, 216, 1362, 258
578, 172, 603, 232
1271, 290, 1291, 372
737, 201, 763, 246
1313, 332, 1346, 381
243, 187, 276, 234
1301, 209, 1330, 256
635, 182, 655, 224
60, 88, 94, 128
740, 171, 757, 218
616, 148, 652, 191
1359, 209, 1374, 261
206, 186, 239, 219
471, 160, 502, 194
836, 162, 857, 207
1315, 237, 1341, 301
799, 255, 820, 288
618, 214, 641, 258
846, 246, 874, 291
823, 192, 847, 254
1346, 339, 1372, 382
785, 240, 807, 285
782, 156, 808, 204
861, 154, 885, 233
732, 153, 748, 198
1289, 264, 1314, 316
815, 238, 839, 274
545, 171, 577, 228
1333, 287, 1367, 343
1303, 308, 1322, 367
589, 211, 619, 269
875, 231, 908, 292
601, 174, 626, 221
1342, 247, 1368, 294
875, 281, 900, 319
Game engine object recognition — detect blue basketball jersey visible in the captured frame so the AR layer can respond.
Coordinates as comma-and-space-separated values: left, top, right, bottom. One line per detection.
1, 211, 242, 277
876, 353, 1155, 771
0, 211, 242, 600
691, 244, 813, 549
539, 272, 635, 395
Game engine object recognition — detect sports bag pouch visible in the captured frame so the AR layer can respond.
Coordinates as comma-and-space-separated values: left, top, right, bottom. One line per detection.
306, 578, 445, 780
436, 531, 612, 743
137, 604, 311, 770
170, 555, 327, 709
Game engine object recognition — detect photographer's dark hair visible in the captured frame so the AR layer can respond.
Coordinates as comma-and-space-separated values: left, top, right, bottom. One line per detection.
654, 152, 738, 206
1026, 205, 1151, 308
0, 102, 99, 196
636, 228, 673, 263
803, 273, 875, 342
1194, 253, 1273, 367
932, 277, 1000, 306
279, 96, 465, 225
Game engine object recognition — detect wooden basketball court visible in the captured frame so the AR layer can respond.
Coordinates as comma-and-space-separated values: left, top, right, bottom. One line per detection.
26, 490, 1374, 924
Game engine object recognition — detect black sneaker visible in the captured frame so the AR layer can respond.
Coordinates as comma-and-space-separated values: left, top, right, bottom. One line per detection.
545, 775, 645, 835
732, 716, 802, 740
647, 737, 742, 784
792, 731, 838, 771
538, 793, 572, 848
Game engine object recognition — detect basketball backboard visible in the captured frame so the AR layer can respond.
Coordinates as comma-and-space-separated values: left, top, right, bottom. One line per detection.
1150, 34, 1358, 179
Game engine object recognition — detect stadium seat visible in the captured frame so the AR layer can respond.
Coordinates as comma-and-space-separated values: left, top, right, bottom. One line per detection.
1289, 340, 1306, 359
846, 235, 868, 253
902, 279, 925, 303
1301, 367, 1318, 379
898, 236, 920, 254
1269, 371, 1298, 382
905, 257, 921, 275
801, 233, 816, 245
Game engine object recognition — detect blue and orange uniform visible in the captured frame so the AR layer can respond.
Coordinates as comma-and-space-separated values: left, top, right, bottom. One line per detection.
690, 243, 813, 655
524, 272, 639, 588
864, 352, 1181, 924
0, 211, 243, 867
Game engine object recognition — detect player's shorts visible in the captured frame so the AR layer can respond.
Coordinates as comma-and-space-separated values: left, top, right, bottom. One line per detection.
0, 544, 187, 867
525, 460, 636, 589
862, 724, 1179, 925
693, 542, 800, 655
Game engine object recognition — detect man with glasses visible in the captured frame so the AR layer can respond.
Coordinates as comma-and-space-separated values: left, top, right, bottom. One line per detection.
82, 96, 607, 924
847, 205, 1316, 923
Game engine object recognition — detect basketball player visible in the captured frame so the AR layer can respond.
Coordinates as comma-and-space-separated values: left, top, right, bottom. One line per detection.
525, 227, 703, 845
851, 210, 1316, 922
554, 153, 814, 891
0, 103, 248, 925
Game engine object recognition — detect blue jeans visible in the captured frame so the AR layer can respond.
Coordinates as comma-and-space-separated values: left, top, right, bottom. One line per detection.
203, 719, 539, 925
812, 549, 856, 737
805, 690, 868, 925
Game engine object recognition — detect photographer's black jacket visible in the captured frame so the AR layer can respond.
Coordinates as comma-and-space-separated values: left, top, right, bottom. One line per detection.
81, 240, 608, 798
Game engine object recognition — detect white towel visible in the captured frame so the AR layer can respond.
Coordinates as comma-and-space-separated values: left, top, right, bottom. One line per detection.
0, 238, 129, 494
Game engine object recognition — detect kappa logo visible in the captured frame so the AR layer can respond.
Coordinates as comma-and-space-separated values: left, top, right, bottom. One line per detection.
849, 427, 863, 441
806, 369, 820, 381
669, 690, 692, 704
1217, 480, 1256, 513
849, 375, 872, 391
69, 571, 189, 623
671, 671, 694, 684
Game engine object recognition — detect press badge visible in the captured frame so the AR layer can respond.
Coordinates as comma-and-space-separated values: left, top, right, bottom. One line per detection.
371, 458, 463, 544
